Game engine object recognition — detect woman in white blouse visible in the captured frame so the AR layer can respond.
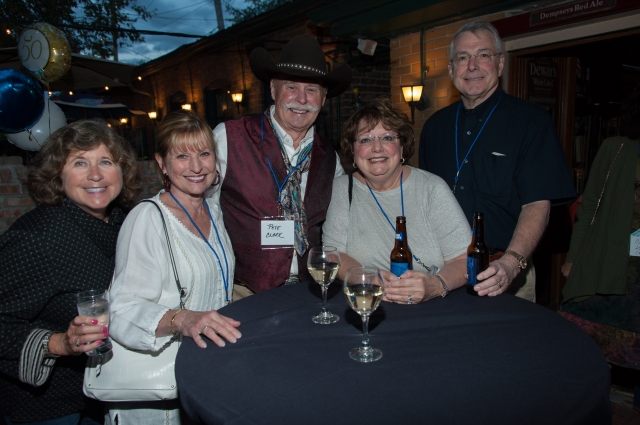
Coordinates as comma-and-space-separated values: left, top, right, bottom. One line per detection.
108, 111, 241, 424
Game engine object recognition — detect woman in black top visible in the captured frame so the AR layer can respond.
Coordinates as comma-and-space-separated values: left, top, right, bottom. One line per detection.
0, 120, 141, 424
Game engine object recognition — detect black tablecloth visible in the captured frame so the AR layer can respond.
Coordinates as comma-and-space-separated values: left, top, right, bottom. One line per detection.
176, 282, 611, 425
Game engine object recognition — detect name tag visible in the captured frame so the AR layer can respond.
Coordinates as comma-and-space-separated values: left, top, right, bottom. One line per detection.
261, 219, 294, 247
630, 229, 640, 257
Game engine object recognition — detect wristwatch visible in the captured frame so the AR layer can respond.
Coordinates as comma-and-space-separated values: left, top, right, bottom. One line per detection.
435, 275, 450, 298
505, 250, 527, 270
42, 331, 60, 358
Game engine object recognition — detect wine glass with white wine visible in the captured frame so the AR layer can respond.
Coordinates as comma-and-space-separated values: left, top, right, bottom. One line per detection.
307, 246, 341, 324
343, 266, 384, 362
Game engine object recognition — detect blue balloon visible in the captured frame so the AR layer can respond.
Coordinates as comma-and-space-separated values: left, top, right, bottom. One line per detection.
0, 69, 45, 133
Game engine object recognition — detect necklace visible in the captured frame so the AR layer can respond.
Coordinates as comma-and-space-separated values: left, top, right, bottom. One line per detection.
169, 192, 231, 304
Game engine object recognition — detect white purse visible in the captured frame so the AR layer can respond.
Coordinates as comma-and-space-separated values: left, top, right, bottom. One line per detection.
83, 335, 181, 401
83, 200, 186, 401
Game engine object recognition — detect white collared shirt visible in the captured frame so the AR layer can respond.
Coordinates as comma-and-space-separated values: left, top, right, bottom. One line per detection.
211, 105, 344, 276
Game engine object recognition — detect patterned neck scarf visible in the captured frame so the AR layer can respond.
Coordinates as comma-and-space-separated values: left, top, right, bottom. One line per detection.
265, 108, 313, 257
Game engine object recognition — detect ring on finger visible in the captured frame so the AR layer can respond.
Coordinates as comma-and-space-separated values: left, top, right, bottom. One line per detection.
407, 294, 413, 305
74, 337, 80, 347
498, 281, 503, 289
200, 325, 209, 334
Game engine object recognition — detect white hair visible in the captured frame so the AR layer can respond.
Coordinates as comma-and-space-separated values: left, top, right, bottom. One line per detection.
448, 21, 503, 59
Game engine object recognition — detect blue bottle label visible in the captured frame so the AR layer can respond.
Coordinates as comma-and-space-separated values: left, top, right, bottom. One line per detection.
467, 257, 478, 286
395, 232, 404, 241
391, 261, 410, 277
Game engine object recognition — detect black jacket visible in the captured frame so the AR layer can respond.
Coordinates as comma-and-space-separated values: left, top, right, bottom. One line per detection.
0, 199, 124, 422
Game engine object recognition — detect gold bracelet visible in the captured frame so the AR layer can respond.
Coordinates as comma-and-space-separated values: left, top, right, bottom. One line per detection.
170, 309, 184, 334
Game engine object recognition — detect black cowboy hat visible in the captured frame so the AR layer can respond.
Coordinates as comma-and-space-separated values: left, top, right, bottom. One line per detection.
249, 35, 352, 99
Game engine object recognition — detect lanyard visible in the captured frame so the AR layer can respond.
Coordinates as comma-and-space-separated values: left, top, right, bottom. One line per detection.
169, 192, 230, 304
453, 93, 503, 193
262, 113, 311, 204
365, 170, 423, 266
266, 155, 310, 204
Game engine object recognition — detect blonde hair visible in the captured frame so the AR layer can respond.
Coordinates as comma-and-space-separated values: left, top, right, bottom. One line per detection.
154, 111, 217, 180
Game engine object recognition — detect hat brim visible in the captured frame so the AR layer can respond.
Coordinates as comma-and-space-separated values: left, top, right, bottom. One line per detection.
249, 47, 352, 98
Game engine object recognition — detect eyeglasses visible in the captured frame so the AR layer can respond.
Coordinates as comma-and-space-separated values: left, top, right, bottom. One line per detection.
450, 51, 500, 66
354, 133, 400, 146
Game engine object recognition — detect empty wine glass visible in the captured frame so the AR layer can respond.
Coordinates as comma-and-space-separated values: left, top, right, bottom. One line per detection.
343, 266, 383, 362
307, 246, 341, 324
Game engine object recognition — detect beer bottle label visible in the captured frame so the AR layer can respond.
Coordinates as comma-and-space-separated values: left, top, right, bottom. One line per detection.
467, 257, 479, 286
390, 261, 410, 277
395, 233, 404, 241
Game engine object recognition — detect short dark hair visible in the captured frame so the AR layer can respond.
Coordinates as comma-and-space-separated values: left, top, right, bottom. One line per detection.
340, 96, 415, 163
154, 111, 217, 182
27, 119, 141, 208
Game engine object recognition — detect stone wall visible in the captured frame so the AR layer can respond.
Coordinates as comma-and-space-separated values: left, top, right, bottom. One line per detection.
389, 13, 505, 165
0, 158, 161, 235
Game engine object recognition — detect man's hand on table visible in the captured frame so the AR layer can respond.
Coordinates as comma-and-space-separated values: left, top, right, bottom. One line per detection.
471, 254, 520, 296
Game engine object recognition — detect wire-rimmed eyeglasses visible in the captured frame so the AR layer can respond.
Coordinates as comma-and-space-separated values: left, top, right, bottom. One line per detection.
450, 51, 500, 67
354, 133, 400, 146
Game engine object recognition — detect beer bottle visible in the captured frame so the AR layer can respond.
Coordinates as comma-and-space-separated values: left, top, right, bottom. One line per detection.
390, 216, 412, 277
467, 212, 489, 296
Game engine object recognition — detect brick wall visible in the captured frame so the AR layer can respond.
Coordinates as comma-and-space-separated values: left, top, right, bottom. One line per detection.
137, 159, 164, 199
389, 13, 505, 166
0, 158, 161, 235
0, 157, 34, 234
126, 18, 390, 159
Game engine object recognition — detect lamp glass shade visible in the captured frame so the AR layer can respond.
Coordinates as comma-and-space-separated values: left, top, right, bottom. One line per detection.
181, 104, 192, 110
148, 111, 157, 120
402, 85, 424, 102
231, 92, 243, 103
120, 118, 128, 124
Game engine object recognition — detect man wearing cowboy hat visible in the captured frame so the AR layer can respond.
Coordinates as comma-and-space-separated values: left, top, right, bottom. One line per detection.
210, 35, 352, 299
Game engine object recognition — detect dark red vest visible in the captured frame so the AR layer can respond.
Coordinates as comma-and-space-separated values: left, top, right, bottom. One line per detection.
222, 114, 336, 293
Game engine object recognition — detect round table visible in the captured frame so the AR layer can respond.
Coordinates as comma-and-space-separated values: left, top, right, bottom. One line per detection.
176, 282, 611, 425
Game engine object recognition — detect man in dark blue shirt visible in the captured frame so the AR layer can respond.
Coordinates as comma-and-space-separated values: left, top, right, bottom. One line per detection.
419, 21, 575, 300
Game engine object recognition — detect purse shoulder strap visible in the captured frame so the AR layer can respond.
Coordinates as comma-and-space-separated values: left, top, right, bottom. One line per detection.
348, 173, 353, 209
140, 200, 186, 309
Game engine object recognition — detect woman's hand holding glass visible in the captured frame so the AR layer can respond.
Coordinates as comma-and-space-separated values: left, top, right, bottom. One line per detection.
48, 316, 110, 356
170, 309, 241, 349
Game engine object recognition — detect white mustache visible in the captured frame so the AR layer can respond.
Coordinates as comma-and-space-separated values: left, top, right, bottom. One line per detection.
283, 102, 319, 113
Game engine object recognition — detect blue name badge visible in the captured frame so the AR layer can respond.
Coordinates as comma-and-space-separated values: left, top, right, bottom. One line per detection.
631, 229, 640, 257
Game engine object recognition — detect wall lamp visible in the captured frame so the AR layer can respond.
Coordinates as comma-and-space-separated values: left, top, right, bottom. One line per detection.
181, 103, 192, 111
120, 118, 128, 125
402, 85, 428, 124
231, 92, 243, 113
148, 111, 157, 120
